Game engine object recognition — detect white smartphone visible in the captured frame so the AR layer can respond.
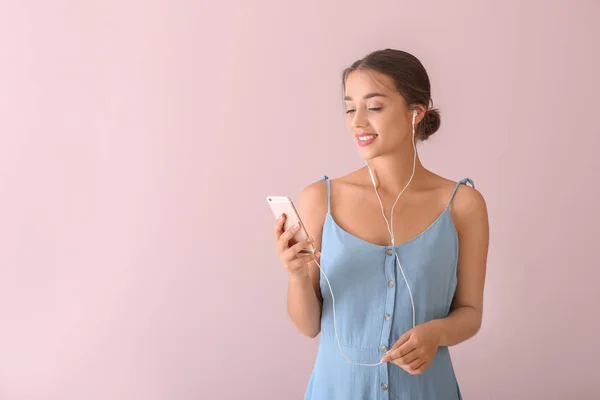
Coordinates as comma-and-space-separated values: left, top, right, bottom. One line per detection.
266, 196, 315, 254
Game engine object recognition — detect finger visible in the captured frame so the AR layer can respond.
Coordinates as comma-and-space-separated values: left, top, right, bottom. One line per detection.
402, 354, 422, 369
273, 213, 286, 240
276, 222, 301, 254
382, 346, 416, 364
391, 330, 412, 350
288, 252, 320, 270
384, 337, 416, 363
279, 222, 301, 246
407, 361, 427, 375
283, 237, 315, 261
396, 349, 420, 366
397, 339, 417, 359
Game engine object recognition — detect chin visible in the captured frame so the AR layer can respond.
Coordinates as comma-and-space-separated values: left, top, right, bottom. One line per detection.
358, 148, 380, 161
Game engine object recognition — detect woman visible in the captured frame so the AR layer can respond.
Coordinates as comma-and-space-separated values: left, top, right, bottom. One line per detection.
273, 49, 489, 399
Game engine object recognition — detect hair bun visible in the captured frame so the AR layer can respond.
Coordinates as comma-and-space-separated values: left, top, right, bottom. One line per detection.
420, 108, 441, 140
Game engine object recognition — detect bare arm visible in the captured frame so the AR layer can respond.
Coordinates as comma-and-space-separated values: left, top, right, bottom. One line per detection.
432, 185, 489, 346
274, 180, 327, 338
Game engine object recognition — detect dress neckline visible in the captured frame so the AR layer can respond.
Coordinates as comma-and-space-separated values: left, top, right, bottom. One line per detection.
325, 207, 452, 248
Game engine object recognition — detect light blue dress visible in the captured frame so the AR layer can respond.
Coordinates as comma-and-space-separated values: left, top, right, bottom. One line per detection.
304, 176, 474, 400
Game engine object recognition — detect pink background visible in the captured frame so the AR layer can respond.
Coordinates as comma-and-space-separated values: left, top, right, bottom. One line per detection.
1, 1, 599, 399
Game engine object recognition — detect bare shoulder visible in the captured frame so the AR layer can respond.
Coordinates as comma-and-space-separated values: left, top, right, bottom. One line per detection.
297, 179, 328, 211
450, 180, 487, 213
419, 171, 487, 225
448, 178, 489, 235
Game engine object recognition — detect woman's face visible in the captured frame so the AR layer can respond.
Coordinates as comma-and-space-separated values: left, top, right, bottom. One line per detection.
343, 69, 422, 160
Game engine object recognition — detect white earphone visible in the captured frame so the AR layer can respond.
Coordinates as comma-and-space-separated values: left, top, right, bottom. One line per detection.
313, 109, 418, 367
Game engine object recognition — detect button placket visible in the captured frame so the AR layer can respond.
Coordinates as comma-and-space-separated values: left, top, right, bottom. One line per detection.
379, 246, 396, 400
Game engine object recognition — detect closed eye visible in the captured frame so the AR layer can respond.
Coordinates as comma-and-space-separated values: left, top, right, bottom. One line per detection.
345, 107, 381, 114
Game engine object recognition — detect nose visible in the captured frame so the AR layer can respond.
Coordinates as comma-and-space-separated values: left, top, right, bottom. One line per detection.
350, 108, 368, 129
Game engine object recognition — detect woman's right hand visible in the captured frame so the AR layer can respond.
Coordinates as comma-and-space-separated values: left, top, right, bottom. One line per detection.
274, 213, 321, 278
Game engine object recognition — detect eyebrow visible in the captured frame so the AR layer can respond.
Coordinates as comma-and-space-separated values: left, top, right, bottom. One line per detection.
344, 92, 387, 101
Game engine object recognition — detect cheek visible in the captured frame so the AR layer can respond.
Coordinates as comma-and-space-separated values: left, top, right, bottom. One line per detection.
372, 113, 397, 135
380, 112, 412, 135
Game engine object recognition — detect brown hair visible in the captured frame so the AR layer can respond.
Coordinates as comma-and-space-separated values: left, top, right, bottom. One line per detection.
342, 49, 440, 141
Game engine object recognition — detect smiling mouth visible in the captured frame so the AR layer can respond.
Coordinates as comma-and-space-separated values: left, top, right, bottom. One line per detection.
356, 133, 378, 146
358, 134, 376, 141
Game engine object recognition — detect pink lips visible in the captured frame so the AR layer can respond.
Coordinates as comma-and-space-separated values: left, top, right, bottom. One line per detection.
356, 133, 377, 147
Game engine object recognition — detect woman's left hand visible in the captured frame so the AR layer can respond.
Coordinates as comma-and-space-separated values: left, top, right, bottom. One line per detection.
380, 320, 441, 375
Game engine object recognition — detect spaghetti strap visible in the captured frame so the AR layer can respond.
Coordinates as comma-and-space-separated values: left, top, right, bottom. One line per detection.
447, 178, 475, 208
319, 175, 331, 213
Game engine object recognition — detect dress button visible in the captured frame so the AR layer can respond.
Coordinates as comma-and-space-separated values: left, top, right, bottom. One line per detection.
380, 345, 388, 352
381, 383, 388, 391
388, 280, 394, 288
386, 248, 393, 256
384, 314, 391, 321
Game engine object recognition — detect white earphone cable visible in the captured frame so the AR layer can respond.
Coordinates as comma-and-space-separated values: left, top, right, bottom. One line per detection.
311, 110, 419, 367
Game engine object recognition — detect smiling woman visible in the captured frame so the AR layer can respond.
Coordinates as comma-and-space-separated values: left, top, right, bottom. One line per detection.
272, 49, 489, 400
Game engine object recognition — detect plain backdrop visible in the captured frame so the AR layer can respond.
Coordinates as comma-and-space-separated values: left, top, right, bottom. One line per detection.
1, 0, 599, 399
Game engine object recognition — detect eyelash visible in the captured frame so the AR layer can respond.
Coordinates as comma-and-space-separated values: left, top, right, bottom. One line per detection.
345, 107, 382, 114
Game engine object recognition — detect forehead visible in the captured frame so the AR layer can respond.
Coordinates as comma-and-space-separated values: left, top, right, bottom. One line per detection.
344, 69, 397, 99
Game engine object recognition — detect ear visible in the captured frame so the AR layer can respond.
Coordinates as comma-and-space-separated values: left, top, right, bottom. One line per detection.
410, 105, 427, 125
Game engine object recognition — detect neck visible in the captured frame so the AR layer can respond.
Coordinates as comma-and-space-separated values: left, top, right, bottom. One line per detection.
365, 148, 425, 194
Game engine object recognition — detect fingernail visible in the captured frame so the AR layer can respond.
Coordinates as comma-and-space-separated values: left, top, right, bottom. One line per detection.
294, 223, 300, 230
307, 237, 315, 243
315, 252, 321, 258
277, 214, 283, 220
